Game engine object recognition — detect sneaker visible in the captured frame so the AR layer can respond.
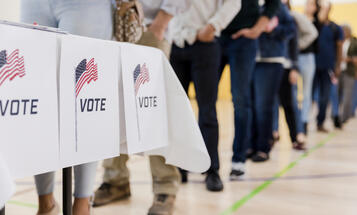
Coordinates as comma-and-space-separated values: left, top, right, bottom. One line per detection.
251, 152, 269, 162
148, 194, 176, 215
334, 116, 342, 129
205, 170, 224, 192
317, 125, 329, 133
93, 182, 131, 207
230, 162, 245, 181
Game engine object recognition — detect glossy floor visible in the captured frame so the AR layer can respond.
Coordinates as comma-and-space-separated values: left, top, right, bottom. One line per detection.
4, 101, 357, 215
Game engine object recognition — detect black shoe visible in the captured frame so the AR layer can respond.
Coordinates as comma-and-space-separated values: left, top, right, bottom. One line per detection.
334, 116, 342, 129
317, 125, 329, 133
205, 171, 223, 192
251, 152, 269, 162
246, 149, 255, 159
179, 168, 188, 184
303, 122, 308, 135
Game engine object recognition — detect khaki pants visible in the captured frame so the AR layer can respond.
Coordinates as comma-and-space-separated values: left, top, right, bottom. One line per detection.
102, 31, 179, 195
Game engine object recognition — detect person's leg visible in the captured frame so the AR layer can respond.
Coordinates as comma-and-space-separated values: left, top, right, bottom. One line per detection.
279, 70, 297, 143
222, 36, 257, 164
135, 31, 180, 214
272, 97, 280, 144
35, 172, 58, 214
341, 74, 355, 122
352, 81, 357, 116
330, 82, 341, 128
298, 53, 316, 133
190, 41, 221, 191
316, 69, 332, 128
73, 162, 97, 215
253, 63, 284, 160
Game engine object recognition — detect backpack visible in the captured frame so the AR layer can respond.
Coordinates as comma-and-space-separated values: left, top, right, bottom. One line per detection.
114, 0, 145, 43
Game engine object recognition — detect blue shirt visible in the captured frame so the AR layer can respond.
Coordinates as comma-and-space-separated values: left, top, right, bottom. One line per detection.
316, 22, 344, 70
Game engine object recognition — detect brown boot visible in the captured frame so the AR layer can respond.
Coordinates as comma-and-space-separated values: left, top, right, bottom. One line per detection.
148, 194, 176, 215
93, 183, 131, 207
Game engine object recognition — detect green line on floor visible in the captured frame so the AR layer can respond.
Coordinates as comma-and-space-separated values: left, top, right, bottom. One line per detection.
221, 133, 336, 215
8, 200, 37, 209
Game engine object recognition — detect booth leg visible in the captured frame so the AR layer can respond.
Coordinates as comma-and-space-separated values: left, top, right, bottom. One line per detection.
63, 167, 72, 215
0, 207, 5, 215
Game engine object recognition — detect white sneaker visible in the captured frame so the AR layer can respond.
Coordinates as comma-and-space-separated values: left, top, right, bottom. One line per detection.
230, 162, 245, 181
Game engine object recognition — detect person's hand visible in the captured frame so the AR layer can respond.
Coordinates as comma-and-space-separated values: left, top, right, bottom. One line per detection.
289, 69, 299, 85
232, 28, 261, 39
334, 67, 341, 78
265, 16, 279, 33
148, 23, 166, 41
197, 24, 216, 42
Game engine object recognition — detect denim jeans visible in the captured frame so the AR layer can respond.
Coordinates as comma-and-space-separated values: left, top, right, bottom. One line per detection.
170, 41, 220, 171
298, 53, 316, 123
21, 0, 113, 198
219, 36, 257, 163
313, 69, 332, 126
330, 83, 340, 117
252, 63, 284, 153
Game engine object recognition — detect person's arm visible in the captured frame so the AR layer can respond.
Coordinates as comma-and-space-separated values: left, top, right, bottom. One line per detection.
268, 5, 295, 41
335, 26, 344, 77
148, 10, 173, 41
149, 0, 193, 41
232, 0, 280, 39
292, 12, 318, 50
198, 0, 242, 42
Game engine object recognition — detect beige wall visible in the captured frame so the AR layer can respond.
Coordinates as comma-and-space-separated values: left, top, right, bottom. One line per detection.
0, 0, 20, 22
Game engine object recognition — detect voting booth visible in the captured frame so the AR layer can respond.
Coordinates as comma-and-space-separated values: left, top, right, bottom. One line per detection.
0, 21, 210, 212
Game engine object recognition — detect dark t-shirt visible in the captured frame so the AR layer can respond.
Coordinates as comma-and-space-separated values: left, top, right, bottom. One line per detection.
316, 22, 344, 70
222, 0, 280, 36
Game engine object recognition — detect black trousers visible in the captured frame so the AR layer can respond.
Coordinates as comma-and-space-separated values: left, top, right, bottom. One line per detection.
278, 70, 298, 143
170, 41, 221, 171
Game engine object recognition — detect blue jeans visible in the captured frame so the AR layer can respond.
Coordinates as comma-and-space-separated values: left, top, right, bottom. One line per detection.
353, 81, 357, 115
252, 63, 284, 153
298, 53, 316, 123
313, 69, 332, 126
21, 0, 113, 198
219, 36, 257, 163
330, 83, 340, 117
170, 41, 221, 171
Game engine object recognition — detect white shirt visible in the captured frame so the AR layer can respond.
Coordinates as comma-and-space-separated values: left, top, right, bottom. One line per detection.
341, 39, 351, 71
169, 0, 242, 48
140, 0, 192, 25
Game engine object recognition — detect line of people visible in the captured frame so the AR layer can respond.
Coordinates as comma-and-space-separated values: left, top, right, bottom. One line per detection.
19, 0, 357, 215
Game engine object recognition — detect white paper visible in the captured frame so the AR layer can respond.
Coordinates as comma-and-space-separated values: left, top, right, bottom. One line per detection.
0, 153, 15, 208
146, 55, 211, 173
0, 24, 60, 178
59, 35, 120, 167
120, 43, 169, 154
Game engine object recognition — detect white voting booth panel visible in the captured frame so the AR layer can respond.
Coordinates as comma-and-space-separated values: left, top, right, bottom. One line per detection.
59, 35, 120, 168
0, 24, 60, 179
120, 43, 169, 154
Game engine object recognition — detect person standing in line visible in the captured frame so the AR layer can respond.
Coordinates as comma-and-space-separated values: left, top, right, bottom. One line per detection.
169, 0, 241, 191
250, 2, 296, 162
295, 0, 319, 135
218, 0, 280, 180
313, 0, 344, 132
272, 0, 308, 151
339, 24, 357, 123
20, 0, 114, 214
93, 1, 191, 215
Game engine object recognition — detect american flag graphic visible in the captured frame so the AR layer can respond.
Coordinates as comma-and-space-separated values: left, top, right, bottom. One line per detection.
133, 63, 150, 95
0, 49, 26, 87
75, 58, 98, 97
